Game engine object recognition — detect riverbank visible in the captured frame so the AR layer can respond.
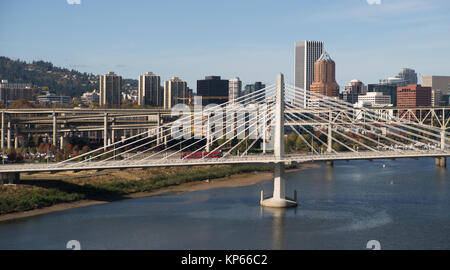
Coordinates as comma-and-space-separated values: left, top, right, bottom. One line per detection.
0, 163, 319, 222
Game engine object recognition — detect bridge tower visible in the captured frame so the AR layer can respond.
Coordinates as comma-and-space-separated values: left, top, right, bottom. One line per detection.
260, 73, 297, 208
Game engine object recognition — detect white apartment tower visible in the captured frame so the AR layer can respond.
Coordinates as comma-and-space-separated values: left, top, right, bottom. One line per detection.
163, 77, 188, 109
228, 77, 242, 103
138, 72, 162, 107
99, 72, 122, 107
294, 40, 324, 107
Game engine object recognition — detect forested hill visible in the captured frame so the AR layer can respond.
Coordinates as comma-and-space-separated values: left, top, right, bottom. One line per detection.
0, 57, 137, 98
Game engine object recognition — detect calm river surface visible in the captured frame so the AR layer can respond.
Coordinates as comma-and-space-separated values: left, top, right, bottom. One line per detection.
0, 158, 449, 250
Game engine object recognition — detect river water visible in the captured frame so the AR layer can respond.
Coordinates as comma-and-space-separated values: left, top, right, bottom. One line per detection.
0, 158, 449, 250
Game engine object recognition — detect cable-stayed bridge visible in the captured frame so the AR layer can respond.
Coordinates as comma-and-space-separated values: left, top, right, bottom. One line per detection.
1, 74, 449, 207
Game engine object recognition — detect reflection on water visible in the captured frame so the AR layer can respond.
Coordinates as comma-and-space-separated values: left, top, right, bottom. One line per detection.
325, 166, 334, 182
260, 207, 288, 250
0, 158, 448, 250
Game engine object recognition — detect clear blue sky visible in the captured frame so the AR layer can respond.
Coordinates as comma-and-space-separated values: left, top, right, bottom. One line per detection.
1, 0, 449, 90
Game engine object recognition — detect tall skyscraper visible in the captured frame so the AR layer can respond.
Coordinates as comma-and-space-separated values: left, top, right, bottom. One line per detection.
309, 51, 340, 105
138, 72, 162, 107
396, 68, 418, 85
99, 72, 122, 107
228, 77, 242, 103
379, 68, 417, 87
295, 40, 324, 107
196, 76, 229, 106
163, 77, 188, 109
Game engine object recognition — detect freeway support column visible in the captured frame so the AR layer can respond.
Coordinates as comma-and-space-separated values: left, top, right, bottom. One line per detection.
104, 112, 108, 148
60, 136, 64, 150
7, 120, 11, 150
111, 117, 116, 144
261, 73, 297, 208
164, 126, 168, 148
52, 113, 57, 148
1, 112, 4, 150
156, 113, 161, 145
146, 115, 152, 138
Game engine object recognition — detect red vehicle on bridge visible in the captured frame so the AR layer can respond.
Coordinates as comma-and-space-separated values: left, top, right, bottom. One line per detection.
181, 152, 223, 159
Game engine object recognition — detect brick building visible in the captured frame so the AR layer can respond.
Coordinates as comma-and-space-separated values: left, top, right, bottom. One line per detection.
397, 84, 431, 118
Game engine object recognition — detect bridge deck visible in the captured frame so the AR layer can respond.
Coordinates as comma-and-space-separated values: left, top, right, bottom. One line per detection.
0, 150, 448, 174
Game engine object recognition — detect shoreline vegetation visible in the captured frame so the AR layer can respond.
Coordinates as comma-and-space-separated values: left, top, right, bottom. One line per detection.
0, 163, 320, 222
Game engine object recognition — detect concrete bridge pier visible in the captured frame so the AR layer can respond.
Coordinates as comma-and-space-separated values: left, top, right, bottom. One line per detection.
260, 163, 297, 208
326, 161, 334, 167
0, 172, 20, 185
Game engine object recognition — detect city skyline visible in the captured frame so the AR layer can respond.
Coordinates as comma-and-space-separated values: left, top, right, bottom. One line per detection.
1, 0, 449, 90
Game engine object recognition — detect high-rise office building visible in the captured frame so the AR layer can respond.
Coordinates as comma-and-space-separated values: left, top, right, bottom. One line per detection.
431, 89, 443, 106
99, 72, 122, 107
341, 79, 367, 104
228, 77, 242, 103
368, 84, 398, 106
243, 82, 266, 103
379, 68, 417, 87
422, 75, 450, 105
397, 84, 432, 118
138, 72, 162, 107
371, 68, 415, 107
295, 40, 324, 107
309, 51, 340, 105
397, 84, 432, 107
196, 76, 229, 106
396, 68, 418, 85
163, 77, 188, 109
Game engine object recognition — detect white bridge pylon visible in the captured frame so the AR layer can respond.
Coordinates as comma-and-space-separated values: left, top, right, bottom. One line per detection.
260, 74, 297, 208
0, 74, 449, 208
